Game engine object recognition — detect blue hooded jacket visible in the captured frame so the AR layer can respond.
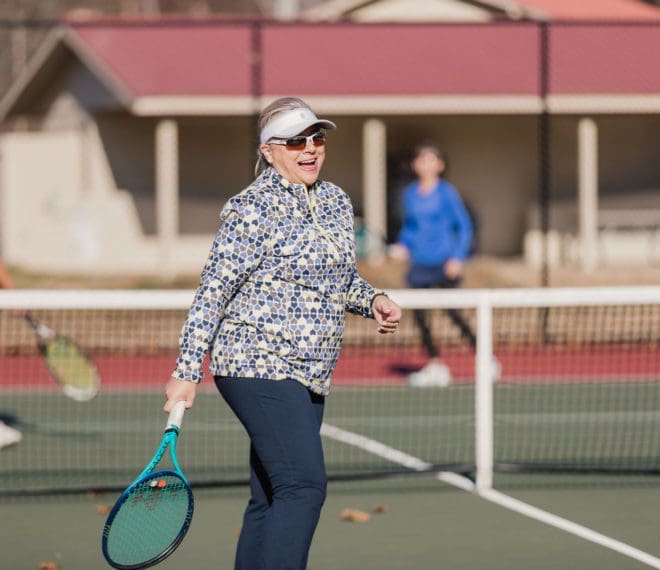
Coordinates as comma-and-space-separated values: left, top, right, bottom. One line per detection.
397, 179, 473, 266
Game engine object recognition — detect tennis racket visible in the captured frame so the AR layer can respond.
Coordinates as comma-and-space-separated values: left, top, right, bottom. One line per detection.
24, 312, 100, 402
102, 401, 194, 570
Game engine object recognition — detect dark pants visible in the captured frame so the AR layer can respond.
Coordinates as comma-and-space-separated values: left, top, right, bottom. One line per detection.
215, 376, 327, 570
407, 263, 477, 359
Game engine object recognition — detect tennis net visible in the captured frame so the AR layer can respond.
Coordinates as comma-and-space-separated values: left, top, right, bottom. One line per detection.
0, 287, 658, 496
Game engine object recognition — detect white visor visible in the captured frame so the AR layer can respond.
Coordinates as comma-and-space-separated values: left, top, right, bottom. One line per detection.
260, 107, 336, 144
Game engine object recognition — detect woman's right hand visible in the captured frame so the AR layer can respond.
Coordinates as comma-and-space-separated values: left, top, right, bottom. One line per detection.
164, 376, 197, 412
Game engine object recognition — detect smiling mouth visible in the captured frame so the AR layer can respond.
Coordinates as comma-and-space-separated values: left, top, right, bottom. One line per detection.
298, 158, 317, 171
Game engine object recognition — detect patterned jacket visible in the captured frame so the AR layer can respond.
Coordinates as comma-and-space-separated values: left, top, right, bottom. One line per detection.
173, 167, 383, 395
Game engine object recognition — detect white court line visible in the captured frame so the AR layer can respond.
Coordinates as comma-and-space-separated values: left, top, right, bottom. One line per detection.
479, 488, 660, 569
320, 421, 660, 569
436, 470, 476, 492
321, 423, 433, 472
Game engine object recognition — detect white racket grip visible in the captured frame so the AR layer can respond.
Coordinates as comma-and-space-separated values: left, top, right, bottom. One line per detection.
167, 400, 187, 430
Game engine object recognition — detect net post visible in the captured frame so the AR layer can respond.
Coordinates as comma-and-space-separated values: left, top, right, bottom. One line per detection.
475, 294, 494, 492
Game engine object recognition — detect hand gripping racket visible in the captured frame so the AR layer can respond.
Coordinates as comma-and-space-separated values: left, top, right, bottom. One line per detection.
102, 401, 194, 569
24, 312, 100, 401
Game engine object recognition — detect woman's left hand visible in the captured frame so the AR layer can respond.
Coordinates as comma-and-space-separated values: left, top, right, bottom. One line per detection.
372, 295, 402, 334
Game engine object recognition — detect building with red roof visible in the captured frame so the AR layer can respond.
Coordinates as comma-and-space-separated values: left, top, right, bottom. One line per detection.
1, 16, 659, 275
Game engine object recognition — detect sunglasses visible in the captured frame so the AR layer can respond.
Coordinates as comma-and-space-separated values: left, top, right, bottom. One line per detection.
269, 131, 326, 151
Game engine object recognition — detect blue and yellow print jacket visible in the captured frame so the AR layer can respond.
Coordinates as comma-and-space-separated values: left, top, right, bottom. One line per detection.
173, 167, 383, 395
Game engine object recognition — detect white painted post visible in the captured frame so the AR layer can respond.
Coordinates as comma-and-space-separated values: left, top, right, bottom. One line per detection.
362, 119, 387, 261
155, 119, 179, 279
475, 295, 494, 492
272, 0, 299, 20
578, 117, 599, 273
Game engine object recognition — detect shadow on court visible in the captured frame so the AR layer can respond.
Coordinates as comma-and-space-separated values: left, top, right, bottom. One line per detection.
1, 475, 658, 569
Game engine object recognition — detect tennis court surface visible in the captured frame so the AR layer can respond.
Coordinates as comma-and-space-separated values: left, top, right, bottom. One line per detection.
1, 286, 659, 569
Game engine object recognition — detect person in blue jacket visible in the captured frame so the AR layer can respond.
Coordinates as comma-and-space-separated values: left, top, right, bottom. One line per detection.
391, 141, 499, 387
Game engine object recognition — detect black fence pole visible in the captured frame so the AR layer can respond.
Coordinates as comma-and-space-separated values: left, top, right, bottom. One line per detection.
250, 20, 263, 181
538, 21, 551, 288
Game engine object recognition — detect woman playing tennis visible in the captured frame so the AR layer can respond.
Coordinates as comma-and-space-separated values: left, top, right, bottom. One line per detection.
164, 97, 401, 570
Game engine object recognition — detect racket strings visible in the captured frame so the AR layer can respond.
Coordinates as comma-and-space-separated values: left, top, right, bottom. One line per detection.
45, 337, 99, 398
104, 473, 193, 568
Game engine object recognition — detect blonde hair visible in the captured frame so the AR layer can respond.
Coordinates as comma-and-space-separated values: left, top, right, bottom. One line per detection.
254, 97, 312, 177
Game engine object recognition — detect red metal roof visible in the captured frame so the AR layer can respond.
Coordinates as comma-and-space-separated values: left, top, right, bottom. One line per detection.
262, 23, 540, 95
71, 23, 254, 96
518, 0, 660, 21
68, 21, 544, 98
3, 18, 659, 113
550, 24, 660, 93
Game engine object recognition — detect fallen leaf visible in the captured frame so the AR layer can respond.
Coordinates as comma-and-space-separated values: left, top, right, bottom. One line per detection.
340, 508, 371, 523
95, 504, 111, 515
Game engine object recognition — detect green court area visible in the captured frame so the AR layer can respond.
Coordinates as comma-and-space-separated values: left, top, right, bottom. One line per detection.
2, 475, 660, 569
2, 376, 660, 568
2, 381, 660, 495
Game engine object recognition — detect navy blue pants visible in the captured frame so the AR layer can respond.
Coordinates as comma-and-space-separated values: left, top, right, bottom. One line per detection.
407, 263, 477, 359
215, 376, 326, 570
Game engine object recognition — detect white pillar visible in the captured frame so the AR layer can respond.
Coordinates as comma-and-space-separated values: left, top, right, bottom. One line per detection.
155, 119, 179, 279
578, 117, 599, 273
362, 119, 387, 262
272, 0, 299, 19
475, 295, 494, 492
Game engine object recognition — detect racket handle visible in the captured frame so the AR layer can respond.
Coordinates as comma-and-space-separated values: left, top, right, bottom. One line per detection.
167, 401, 187, 430
24, 312, 55, 339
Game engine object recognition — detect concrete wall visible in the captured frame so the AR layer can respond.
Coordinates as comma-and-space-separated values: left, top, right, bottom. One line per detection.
1, 130, 110, 270
0, 129, 210, 274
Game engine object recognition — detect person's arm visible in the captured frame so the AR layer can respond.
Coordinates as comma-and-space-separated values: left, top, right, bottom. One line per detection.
0, 262, 15, 289
345, 272, 384, 319
170, 199, 270, 386
445, 184, 474, 262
